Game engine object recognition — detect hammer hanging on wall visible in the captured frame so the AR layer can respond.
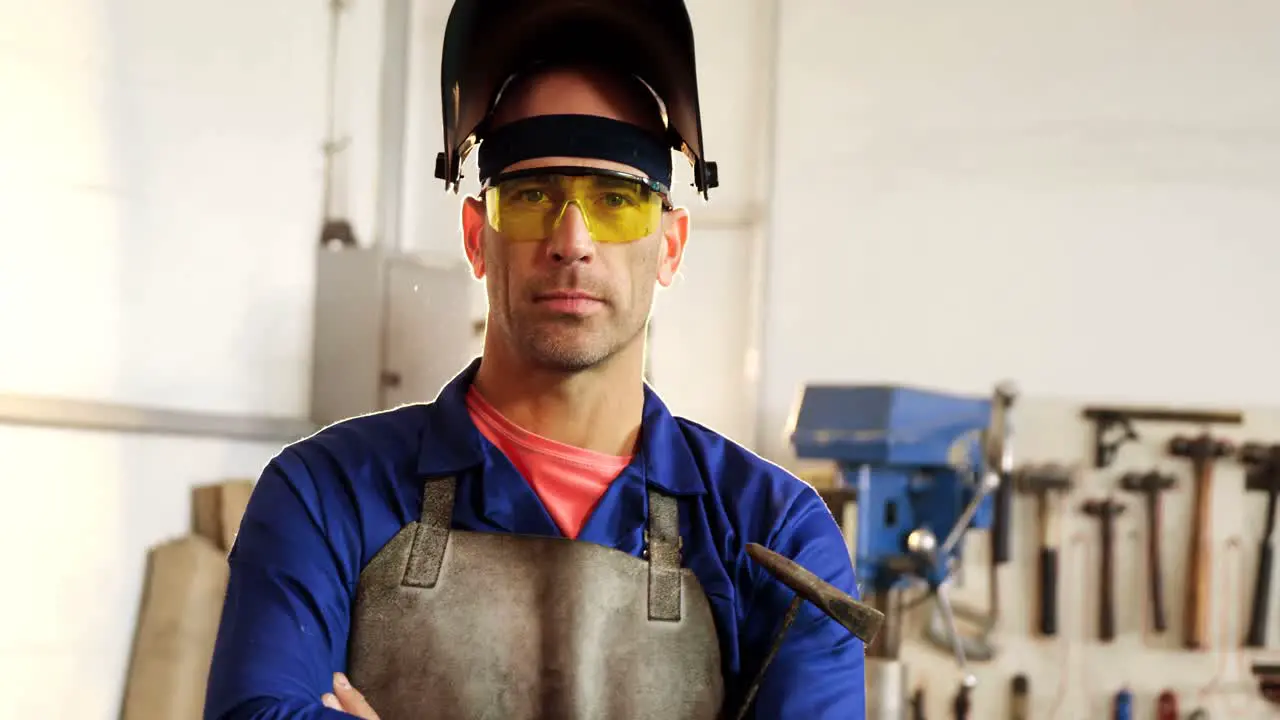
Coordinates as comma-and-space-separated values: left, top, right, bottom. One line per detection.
1169, 433, 1235, 650
1241, 442, 1280, 648
1082, 496, 1126, 642
1014, 464, 1074, 637
1118, 470, 1177, 633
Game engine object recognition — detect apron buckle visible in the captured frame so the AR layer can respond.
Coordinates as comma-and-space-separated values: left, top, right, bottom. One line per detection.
642, 530, 684, 561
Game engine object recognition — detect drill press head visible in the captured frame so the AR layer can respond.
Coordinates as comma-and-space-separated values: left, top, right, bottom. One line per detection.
789, 383, 1008, 594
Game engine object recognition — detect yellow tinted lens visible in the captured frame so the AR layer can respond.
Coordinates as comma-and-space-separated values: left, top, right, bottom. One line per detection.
485, 173, 662, 244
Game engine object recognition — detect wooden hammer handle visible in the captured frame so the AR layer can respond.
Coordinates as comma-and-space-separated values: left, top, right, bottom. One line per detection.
1184, 461, 1213, 649
1148, 491, 1167, 633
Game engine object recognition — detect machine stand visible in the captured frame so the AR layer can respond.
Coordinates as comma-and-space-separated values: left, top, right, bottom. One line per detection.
866, 658, 908, 720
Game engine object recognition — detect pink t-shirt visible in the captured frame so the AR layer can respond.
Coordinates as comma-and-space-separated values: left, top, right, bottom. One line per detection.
465, 387, 632, 539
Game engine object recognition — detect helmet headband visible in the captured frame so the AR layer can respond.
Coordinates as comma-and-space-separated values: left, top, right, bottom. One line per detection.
476, 114, 673, 191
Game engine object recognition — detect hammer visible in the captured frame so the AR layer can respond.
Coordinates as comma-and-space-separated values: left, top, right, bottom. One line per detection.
1169, 433, 1234, 649
1240, 442, 1280, 648
734, 543, 885, 720
1118, 470, 1177, 633
1082, 497, 1126, 642
1014, 464, 1074, 636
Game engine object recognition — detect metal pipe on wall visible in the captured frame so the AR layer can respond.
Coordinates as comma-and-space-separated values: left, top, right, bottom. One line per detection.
0, 394, 315, 443
373, 0, 413, 251
746, 0, 783, 455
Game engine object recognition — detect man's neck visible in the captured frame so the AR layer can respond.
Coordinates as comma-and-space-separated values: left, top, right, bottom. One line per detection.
471, 340, 646, 457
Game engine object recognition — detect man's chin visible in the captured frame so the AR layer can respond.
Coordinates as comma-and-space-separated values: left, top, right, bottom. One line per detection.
522, 336, 613, 373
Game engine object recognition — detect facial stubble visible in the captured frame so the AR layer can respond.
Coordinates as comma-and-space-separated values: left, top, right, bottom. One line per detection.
484, 233, 660, 373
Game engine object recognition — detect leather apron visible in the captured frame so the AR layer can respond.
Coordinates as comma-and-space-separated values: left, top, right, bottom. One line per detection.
346, 476, 725, 720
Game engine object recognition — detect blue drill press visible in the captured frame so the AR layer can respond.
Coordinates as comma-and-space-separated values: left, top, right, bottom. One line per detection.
790, 382, 1017, 720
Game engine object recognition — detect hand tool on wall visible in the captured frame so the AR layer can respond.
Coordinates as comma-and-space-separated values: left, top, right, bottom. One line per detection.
1014, 464, 1074, 637
1156, 689, 1178, 720
1112, 687, 1132, 720
1118, 470, 1177, 633
951, 679, 972, 720
1240, 442, 1280, 648
909, 687, 926, 720
1080, 405, 1243, 470
1009, 674, 1028, 720
1168, 433, 1235, 650
989, 385, 1018, 570
1254, 662, 1280, 706
1082, 497, 1126, 642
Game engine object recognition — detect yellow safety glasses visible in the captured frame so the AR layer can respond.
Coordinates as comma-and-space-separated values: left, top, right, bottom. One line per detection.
483, 168, 669, 244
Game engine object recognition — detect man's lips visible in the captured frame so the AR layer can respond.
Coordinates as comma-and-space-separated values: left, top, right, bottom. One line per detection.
535, 290, 602, 302
534, 290, 605, 313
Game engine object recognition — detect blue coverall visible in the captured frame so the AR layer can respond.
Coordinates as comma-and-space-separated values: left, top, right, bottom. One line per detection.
204, 359, 866, 718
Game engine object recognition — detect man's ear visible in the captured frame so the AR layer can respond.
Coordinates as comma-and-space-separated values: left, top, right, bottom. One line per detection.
656, 207, 689, 287
461, 196, 487, 279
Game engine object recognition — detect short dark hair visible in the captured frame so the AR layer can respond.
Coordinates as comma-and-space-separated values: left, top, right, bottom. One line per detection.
489, 61, 668, 136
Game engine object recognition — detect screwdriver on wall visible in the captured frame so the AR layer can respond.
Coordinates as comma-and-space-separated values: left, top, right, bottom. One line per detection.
1009, 675, 1029, 720
1112, 687, 1133, 720
1156, 689, 1178, 720
952, 680, 971, 720
909, 687, 926, 720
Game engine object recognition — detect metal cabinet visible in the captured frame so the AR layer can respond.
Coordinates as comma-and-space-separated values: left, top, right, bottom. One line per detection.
310, 245, 476, 427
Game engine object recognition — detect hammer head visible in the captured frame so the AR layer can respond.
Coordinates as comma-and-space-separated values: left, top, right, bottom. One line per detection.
1243, 443, 1280, 493
1082, 497, 1126, 517
1245, 470, 1280, 493
1119, 470, 1176, 494
744, 543, 885, 644
1168, 434, 1234, 459
1013, 463, 1074, 495
1240, 442, 1280, 469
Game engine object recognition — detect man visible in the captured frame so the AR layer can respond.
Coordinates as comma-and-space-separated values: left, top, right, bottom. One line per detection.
204, 1, 866, 718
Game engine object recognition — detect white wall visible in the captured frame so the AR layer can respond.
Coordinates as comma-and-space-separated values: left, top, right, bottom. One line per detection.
0, 1, 376, 715
760, 0, 1280, 463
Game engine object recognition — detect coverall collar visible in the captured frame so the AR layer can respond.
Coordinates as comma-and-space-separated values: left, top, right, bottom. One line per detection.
416, 357, 708, 496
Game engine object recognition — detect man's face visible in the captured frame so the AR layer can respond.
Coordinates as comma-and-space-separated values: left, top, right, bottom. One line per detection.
461, 68, 688, 373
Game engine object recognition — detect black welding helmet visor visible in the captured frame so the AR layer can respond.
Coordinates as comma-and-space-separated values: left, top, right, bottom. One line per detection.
436, 0, 718, 198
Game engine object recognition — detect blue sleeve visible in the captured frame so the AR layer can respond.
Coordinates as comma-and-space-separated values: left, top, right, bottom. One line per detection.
203, 455, 362, 720
743, 487, 867, 719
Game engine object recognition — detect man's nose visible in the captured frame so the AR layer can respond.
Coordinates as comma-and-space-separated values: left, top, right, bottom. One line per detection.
544, 203, 596, 264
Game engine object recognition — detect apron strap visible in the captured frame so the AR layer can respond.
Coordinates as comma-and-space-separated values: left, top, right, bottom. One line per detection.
646, 489, 683, 622
403, 476, 684, 622
403, 476, 455, 588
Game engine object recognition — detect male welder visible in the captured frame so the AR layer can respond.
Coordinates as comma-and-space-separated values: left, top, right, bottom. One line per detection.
203, 1, 866, 718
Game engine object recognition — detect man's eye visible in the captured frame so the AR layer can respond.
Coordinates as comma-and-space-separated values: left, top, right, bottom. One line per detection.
518, 189, 547, 203
600, 193, 632, 208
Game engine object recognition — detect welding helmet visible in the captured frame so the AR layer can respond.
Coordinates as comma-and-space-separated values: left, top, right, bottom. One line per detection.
435, 0, 719, 199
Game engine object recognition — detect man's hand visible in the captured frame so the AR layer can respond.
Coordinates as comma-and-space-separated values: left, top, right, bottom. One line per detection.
321, 673, 381, 719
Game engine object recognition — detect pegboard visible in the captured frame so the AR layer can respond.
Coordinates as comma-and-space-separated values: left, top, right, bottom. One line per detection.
868, 396, 1280, 719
